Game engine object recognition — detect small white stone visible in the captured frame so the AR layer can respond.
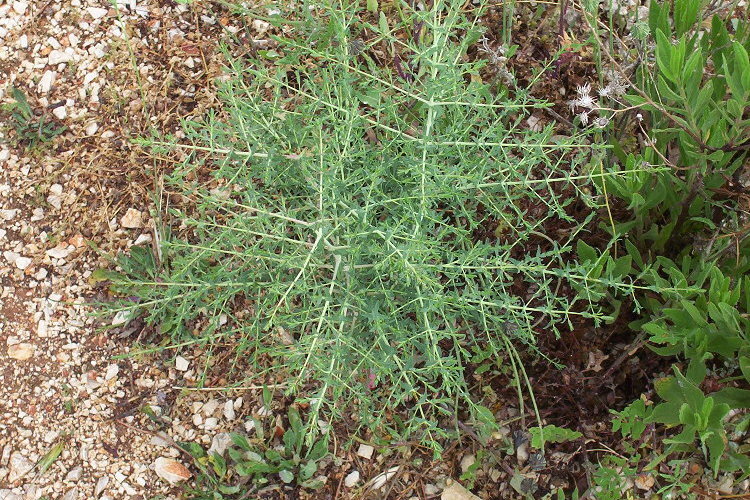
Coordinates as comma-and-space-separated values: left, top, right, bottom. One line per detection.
134, 233, 152, 245
43, 430, 59, 443
223, 400, 236, 420
252, 19, 270, 33
526, 115, 542, 132
3, 251, 19, 266
87, 6, 108, 19
244, 419, 256, 433
344, 470, 360, 488
85, 122, 99, 136
38, 70, 56, 94
175, 356, 189, 371
61, 491, 78, 500
0, 149, 10, 161
441, 482, 480, 500
425, 484, 441, 495
203, 399, 220, 416
8, 452, 34, 482
105, 364, 119, 381
47, 184, 63, 209
37, 320, 48, 338
149, 434, 171, 447
460, 454, 475, 473
357, 444, 374, 459
111, 310, 131, 326
516, 441, 529, 463
46, 245, 72, 259
52, 106, 67, 120
208, 433, 232, 456
18, 35, 28, 49
65, 467, 83, 482
31, 207, 44, 221
204, 417, 218, 430
12, 1, 28, 15
121, 208, 143, 228
48, 50, 73, 65
15, 256, 32, 270
0, 209, 17, 220
192, 414, 203, 426
94, 476, 109, 496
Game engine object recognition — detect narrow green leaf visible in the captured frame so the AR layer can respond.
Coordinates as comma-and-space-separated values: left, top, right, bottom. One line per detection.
36, 442, 65, 475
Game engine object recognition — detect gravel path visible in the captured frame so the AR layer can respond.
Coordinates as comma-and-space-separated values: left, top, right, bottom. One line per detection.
0, 1, 251, 498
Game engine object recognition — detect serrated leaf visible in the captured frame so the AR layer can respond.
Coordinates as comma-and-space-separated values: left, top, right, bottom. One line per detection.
529, 425, 582, 448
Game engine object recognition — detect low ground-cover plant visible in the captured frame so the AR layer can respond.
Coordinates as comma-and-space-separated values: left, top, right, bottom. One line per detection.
1, 87, 66, 150
105, 0, 667, 457
182, 400, 329, 498
585, 0, 750, 494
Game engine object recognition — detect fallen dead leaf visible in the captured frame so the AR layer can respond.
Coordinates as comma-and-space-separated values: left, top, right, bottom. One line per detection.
153, 457, 191, 484
634, 473, 655, 491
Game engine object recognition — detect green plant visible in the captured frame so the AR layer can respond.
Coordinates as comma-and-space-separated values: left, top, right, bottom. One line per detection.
529, 424, 582, 449
182, 404, 329, 498
106, 0, 663, 453
458, 449, 488, 490
585, 0, 750, 494
602, 0, 750, 254
1, 87, 66, 149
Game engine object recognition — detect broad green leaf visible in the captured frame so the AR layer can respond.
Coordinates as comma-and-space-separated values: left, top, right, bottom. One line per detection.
230, 433, 252, 451
656, 31, 678, 84
279, 469, 295, 483
288, 406, 303, 434
674, 0, 701, 36
473, 405, 496, 427
378, 11, 389, 35
210, 452, 227, 477
740, 356, 750, 383
300, 460, 317, 480
307, 437, 329, 461
236, 460, 274, 476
